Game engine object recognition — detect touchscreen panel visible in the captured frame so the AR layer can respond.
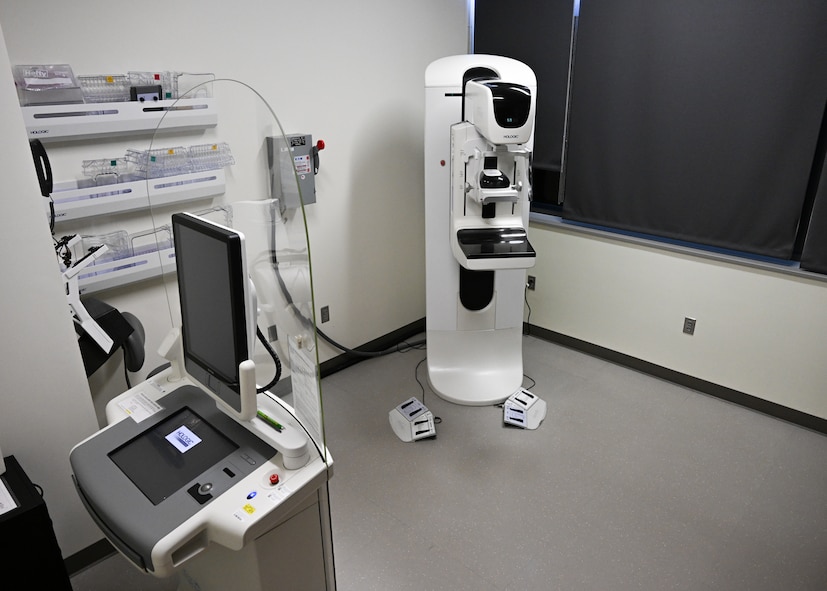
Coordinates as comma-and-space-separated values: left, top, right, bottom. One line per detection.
109, 407, 238, 505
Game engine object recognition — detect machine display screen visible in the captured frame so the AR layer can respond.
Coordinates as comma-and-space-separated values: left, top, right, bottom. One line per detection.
109, 407, 238, 505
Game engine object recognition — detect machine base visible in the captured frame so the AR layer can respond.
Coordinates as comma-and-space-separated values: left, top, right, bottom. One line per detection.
426, 327, 524, 406
177, 487, 334, 591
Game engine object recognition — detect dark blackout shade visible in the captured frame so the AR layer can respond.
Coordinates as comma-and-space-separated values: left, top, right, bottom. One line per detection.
474, 0, 573, 184
801, 154, 827, 273
561, 1, 827, 259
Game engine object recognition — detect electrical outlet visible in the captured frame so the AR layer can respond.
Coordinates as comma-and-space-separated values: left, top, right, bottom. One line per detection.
527, 275, 536, 290
683, 317, 696, 335
320, 306, 330, 323
267, 324, 279, 342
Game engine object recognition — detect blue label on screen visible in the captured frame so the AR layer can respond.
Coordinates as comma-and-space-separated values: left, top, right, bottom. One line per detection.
166, 425, 203, 453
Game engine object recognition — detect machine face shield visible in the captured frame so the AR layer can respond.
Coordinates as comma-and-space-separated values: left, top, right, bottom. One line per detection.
464, 80, 535, 145
486, 82, 531, 128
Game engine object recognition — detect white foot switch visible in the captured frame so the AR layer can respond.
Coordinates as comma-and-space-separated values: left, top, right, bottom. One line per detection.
503, 388, 547, 429
389, 397, 436, 442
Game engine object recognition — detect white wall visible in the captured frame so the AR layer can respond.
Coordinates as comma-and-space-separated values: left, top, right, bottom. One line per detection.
527, 221, 827, 420
0, 0, 469, 559
0, 23, 102, 556
0, 1, 469, 411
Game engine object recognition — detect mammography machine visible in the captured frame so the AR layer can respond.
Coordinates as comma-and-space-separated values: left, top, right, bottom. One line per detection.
424, 55, 538, 407
71, 211, 334, 590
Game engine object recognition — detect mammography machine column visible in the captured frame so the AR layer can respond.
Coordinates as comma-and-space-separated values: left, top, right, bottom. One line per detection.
424, 55, 537, 406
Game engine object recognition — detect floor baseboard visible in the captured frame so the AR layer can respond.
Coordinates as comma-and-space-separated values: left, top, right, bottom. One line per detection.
318, 318, 425, 377
525, 323, 827, 436
65, 538, 115, 576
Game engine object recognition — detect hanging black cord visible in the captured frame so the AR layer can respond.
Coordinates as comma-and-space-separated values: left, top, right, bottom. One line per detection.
317, 328, 426, 358
265, 246, 425, 359
122, 348, 132, 389
256, 326, 282, 393
48, 197, 56, 234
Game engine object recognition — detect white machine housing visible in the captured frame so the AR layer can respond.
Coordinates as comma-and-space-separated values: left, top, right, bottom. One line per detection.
71, 365, 335, 590
70, 209, 336, 590
425, 55, 537, 406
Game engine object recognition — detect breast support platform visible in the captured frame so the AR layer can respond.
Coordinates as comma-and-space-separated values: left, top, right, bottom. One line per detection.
70, 368, 333, 585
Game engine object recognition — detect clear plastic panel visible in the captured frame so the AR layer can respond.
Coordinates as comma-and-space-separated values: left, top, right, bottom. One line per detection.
125, 146, 191, 178
78, 74, 131, 103
143, 79, 327, 464
188, 142, 236, 171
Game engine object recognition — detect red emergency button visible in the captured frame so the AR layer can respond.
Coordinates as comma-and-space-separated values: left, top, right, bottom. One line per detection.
269, 473, 280, 485
316, 139, 325, 151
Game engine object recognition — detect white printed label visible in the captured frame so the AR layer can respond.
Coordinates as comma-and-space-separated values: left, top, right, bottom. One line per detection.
165, 425, 202, 453
294, 154, 311, 175
118, 390, 163, 423
0, 479, 18, 516
267, 482, 293, 504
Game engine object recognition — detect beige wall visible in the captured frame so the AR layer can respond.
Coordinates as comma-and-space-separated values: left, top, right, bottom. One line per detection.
527, 220, 827, 419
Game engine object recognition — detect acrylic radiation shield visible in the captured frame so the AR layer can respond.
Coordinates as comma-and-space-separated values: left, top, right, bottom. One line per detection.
140, 78, 328, 462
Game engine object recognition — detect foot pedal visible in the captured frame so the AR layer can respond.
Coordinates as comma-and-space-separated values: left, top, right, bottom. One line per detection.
503, 388, 546, 429
389, 397, 436, 442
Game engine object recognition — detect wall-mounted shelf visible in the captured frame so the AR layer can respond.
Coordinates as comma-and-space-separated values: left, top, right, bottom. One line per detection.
77, 244, 176, 295
28, 87, 223, 294
22, 98, 217, 142
69, 206, 231, 295
49, 169, 226, 223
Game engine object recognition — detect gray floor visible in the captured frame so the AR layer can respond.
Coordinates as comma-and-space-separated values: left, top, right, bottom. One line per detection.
71, 335, 827, 590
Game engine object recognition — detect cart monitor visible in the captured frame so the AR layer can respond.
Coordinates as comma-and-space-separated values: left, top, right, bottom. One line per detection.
171, 212, 257, 420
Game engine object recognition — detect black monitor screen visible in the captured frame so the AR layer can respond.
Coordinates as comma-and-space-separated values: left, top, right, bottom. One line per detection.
108, 407, 238, 505
172, 213, 250, 410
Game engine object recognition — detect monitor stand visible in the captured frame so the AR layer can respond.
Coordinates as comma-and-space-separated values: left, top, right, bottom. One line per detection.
157, 327, 257, 422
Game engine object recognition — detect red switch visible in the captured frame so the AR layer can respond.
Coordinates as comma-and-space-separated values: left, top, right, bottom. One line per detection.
316, 139, 325, 151
269, 473, 280, 485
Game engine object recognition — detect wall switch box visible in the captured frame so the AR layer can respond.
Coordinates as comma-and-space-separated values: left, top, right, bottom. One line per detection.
266, 133, 317, 210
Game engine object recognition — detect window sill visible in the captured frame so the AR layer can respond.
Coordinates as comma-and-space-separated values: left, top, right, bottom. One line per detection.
529, 211, 827, 284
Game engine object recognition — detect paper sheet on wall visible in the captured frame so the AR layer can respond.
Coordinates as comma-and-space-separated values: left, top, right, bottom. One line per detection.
288, 338, 324, 451
0, 477, 18, 516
